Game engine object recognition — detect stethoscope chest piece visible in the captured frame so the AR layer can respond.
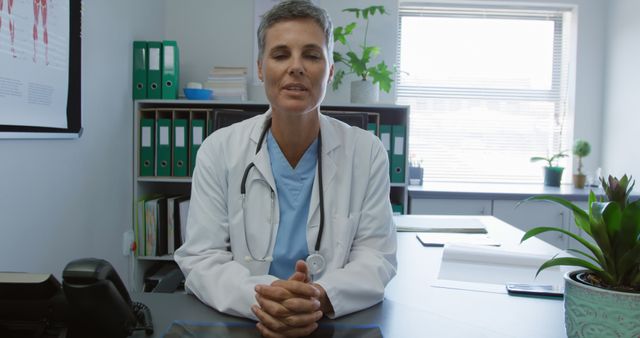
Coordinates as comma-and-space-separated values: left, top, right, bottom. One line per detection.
306, 253, 326, 275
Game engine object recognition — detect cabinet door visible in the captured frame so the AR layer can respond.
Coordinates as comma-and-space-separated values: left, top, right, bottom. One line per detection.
493, 200, 569, 249
410, 198, 492, 215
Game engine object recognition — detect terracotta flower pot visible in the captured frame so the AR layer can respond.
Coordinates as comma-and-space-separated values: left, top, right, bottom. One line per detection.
573, 174, 586, 189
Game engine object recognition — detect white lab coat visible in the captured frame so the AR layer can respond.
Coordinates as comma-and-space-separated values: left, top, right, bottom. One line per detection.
174, 110, 397, 320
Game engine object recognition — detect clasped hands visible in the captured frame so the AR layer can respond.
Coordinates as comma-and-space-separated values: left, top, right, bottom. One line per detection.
252, 260, 333, 338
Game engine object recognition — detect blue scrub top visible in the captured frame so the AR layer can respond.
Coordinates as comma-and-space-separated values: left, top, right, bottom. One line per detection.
266, 131, 318, 280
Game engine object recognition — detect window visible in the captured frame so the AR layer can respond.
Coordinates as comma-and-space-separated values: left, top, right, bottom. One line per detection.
397, 4, 574, 183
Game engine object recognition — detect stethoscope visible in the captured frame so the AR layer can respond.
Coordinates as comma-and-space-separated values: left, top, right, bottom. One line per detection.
240, 118, 326, 276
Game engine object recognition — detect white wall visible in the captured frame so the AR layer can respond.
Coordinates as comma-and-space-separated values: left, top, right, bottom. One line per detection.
0, 0, 163, 283
165, 0, 398, 104
602, 0, 640, 178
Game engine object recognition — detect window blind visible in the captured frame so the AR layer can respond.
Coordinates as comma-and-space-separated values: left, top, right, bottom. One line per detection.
397, 3, 574, 183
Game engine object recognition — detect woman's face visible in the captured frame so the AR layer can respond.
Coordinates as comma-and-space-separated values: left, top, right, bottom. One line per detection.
258, 18, 334, 116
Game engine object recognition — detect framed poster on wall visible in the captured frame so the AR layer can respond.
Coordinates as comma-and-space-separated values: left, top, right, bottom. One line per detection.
0, 0, 81, 139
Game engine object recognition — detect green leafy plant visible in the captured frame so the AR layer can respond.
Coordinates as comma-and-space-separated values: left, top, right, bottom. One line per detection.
332, 5, 394, 93
520, 175, 640, 292
530, 151, 568, 168
572, 139, 591, 175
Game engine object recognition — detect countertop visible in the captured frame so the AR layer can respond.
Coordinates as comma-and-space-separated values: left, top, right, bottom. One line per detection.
408, 182, 604, 201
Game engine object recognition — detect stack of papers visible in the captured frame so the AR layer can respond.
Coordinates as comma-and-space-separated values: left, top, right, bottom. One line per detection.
433, 243, 568, 293
394, 215, 488, 233
204, 67, 248, 101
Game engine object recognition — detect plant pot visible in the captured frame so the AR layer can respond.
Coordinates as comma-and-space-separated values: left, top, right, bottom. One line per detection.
543, 166, 564, 187
350, 80, 379, 104
564, 270, 640, 338
409, 166, 424, 186
573, 174, 586, 189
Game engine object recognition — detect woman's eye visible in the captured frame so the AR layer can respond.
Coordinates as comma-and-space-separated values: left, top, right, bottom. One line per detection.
305, 54, 321, 60
272, 54, 288, 60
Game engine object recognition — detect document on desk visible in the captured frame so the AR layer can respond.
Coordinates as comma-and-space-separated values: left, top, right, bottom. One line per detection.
394, 215, 488, 233
416, 233, 500, 247
433, 243, 569, 294
163, 321, 382, 338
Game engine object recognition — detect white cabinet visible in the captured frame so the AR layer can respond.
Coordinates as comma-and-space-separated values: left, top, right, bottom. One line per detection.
493, 200, 570, 249
409, 190, 593, 251
410, 198, 492, 216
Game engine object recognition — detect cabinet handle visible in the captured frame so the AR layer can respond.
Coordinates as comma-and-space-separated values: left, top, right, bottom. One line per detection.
558, 212, 565, 239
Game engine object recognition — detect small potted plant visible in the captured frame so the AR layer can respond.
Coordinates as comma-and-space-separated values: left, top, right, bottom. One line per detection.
530, 151, 568, 187
572, 139, 591, 189
332, 5, 394, 103
520, 175, 640, 337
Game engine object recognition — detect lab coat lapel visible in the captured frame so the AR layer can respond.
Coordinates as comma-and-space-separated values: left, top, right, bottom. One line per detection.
248, 114, 276, 192
307, 115, 338, 234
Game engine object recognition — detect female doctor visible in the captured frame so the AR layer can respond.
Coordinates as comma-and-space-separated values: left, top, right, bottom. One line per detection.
174, 1, 397, 337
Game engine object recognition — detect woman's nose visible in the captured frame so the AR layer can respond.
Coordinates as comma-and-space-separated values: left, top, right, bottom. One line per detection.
289, 67, 304, 76
288, 57, 304, 76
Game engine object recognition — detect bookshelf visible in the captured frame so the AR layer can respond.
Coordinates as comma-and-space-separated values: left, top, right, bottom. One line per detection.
132, 99, 410, 291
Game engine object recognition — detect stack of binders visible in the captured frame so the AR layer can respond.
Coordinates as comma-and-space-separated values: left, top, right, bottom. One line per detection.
132, 40, 180, 100
139, 109, 208, 177
379, 124, 406, 214
134, 195, 190, 257
379, 124, 406, 185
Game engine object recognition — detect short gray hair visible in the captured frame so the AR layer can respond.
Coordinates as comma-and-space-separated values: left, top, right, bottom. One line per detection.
257, 0, 333, 62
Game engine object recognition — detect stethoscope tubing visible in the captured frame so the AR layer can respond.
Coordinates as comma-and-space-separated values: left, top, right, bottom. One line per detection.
240, 117, 325, 262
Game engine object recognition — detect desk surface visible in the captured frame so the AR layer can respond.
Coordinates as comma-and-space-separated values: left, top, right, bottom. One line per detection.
134, 216, 566, 338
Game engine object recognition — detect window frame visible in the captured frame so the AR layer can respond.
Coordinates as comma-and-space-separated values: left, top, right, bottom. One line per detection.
396, 3, 576, 183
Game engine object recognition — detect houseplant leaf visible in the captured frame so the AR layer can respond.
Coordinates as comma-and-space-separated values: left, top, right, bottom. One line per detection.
617, 242, 640, 285
343, 8, 360, 18
519, 195, 591, 235
602, 202, 623, 241
617, 200, 640, 254
520, 226, 606, 266
535, 257, 612, 285
369, 62, 393, 93
333, 52, 344, 64
590, 202, 614, 263
334, 26, 345, 44
331, 69, 345, 91
566, 248, 598, 264
361, 46, 380, 64
344, 22, 357, 35
346, 51, 367, 78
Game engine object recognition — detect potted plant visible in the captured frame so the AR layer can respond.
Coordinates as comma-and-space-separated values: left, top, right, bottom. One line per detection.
332, 5, 394, 103
530, 151, 568, 187
572, 139, 591, 189
521, 175, 640, 338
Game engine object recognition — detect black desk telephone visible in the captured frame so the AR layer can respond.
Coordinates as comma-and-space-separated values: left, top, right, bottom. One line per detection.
62, 258, 154, 338
0, 258, 153, 338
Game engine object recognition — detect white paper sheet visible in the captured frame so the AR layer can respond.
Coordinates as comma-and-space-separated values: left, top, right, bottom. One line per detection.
434, 243, 569, 293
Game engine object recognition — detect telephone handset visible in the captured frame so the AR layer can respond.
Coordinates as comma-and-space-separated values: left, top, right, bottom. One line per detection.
62, 258, 153, 338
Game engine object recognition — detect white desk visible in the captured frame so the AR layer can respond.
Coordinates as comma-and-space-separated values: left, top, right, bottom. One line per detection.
387, 215, 566, 338
134, 216, 567, 337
